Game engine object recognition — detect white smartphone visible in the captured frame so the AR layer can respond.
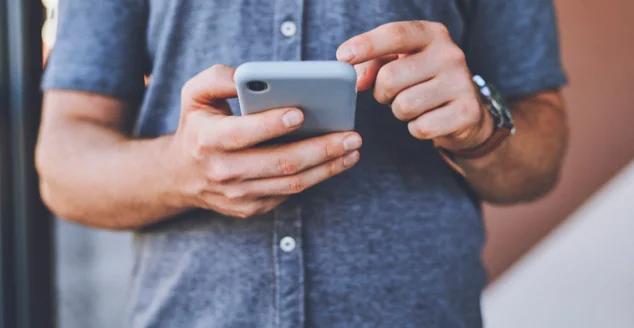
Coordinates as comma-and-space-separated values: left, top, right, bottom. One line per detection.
235, 61, 357, 139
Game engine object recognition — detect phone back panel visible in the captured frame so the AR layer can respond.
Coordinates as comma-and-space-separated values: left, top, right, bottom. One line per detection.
235, 61, 357, 138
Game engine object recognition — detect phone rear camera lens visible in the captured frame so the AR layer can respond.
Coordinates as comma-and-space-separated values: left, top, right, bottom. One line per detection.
246, 81, 268, 92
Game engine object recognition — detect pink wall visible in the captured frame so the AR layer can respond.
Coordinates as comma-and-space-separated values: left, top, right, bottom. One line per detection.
483, 0, 634, 281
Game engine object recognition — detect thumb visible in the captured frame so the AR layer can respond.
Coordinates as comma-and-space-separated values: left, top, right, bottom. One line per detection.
181, 64, 237, 116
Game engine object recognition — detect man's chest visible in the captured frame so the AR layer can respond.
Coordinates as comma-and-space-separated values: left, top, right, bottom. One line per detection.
145, 0, 469, 64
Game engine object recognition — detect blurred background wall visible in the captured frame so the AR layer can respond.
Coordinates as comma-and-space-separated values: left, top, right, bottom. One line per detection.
483, 0, 634, 281
482, 161, 634, 327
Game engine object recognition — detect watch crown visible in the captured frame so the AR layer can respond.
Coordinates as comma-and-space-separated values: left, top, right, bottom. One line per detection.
472, 75, 486, 87
481, 86, 491, 97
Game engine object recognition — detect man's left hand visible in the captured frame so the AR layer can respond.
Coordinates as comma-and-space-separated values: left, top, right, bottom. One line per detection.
337, 21, 494, 152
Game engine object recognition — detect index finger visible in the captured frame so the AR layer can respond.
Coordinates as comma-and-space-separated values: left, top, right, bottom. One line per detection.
336, 21, 447, 65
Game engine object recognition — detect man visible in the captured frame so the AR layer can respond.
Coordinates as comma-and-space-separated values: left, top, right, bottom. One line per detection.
37, 0, 568, 327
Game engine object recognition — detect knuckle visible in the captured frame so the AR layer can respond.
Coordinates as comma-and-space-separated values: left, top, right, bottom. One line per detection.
409, 20, 427, 34
287, 177, 306, 194
445, 46, 466, 65
386, 22, 409, 47
356, 34, 373, 48
251, 203, 272, 217
453, 129, 473, 143
236, 209, 256, 219
374, 88, 390, 105
456, 98, 481, 125
276, 157, 300, 175
199, 64, 229, 89
430, 22, 450, 37
191, 130, 217, 160
375, 67, 397, 103
408, 121, 431, 140
208, 64, 226, 77
355, 34, 376, 56
380, 61, 399, 81
180, 79, 196, 104
322, 139, 338, 159
208, 160, 235, 183
392, 97, 416, 121
223, 188, 247, 201
329, 158, 341, 176
235, 203, 260, 219
192, 139, 209, 160
221, 126, 243, 149
235, 198, 282, 219
235, 212, 250, 219
456, 73, 476, 92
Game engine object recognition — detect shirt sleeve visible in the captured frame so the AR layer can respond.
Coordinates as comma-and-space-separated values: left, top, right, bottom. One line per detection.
464, 0, 567, 98
42, 0, 148, 103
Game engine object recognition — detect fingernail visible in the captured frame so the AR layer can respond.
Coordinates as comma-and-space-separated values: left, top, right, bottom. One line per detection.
337, 46, 355, 62
343, 151, 360, 167
343, 134, 363, 151
282, 110, 304, 128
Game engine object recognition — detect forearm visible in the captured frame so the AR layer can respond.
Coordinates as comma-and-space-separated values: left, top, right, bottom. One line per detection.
36, 119, 189, 230
458, 91, 569, 204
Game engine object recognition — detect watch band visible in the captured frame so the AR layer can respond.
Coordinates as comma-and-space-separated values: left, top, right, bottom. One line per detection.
451, 127, 511, 159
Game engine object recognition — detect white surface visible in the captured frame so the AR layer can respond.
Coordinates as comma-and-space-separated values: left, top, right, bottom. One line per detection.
482, 161, 634, 328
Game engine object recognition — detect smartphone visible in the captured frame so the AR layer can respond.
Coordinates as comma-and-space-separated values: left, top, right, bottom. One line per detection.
235, 61, 357, 139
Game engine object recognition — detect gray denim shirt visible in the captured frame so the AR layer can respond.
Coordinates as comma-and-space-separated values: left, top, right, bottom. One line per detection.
43, 0, 566, 327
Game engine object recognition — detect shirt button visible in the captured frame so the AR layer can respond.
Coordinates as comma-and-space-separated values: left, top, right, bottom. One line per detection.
280, 21, 297, 38
280, 236, 296, 252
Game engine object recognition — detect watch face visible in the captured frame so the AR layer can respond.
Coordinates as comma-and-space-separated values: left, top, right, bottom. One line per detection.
485, 81, 514, 130
472, 75, 515, 131
501, 104, 514, 127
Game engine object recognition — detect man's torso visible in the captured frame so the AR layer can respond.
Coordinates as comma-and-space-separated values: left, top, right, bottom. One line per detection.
128, 1, 485, 327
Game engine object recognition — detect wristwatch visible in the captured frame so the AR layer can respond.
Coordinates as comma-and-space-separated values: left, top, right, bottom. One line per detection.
451, 75, 515, 159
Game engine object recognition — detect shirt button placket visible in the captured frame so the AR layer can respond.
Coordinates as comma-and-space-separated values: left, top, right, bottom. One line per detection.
273, 0, 304, 61
272, 0, 305, 326
273, 203, 305, 328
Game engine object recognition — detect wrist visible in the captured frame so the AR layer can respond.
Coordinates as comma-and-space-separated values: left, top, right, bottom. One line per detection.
161, 134, 200, 211
451, 75, 515, 160
470, 104, 496, 150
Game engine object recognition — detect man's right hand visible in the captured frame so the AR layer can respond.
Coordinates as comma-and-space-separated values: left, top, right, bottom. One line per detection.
171, 65, 362, 218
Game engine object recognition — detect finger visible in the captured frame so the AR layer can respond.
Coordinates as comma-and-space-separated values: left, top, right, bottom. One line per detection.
204, 192, 288, 219
200, 107, 305, 151
231, 196, 288, 218
373, 48, 444, 104
239, 151, 360, 196
226, 132, 363, 180
391, 74, 470, 121
407, 98, 483, 142
353, 55, 398, 91
247, 196, 288, 217
232, 196, 288, 219
337, 21, 449, 64
181, 64, 238, 111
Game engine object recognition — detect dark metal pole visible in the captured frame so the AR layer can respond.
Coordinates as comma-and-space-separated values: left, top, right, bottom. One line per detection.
0, 0, 17, 326
4, 0, 55, 327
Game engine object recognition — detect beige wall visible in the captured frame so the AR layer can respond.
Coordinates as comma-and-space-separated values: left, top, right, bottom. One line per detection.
483, 0, 634, 281
483, 162, 634, 328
